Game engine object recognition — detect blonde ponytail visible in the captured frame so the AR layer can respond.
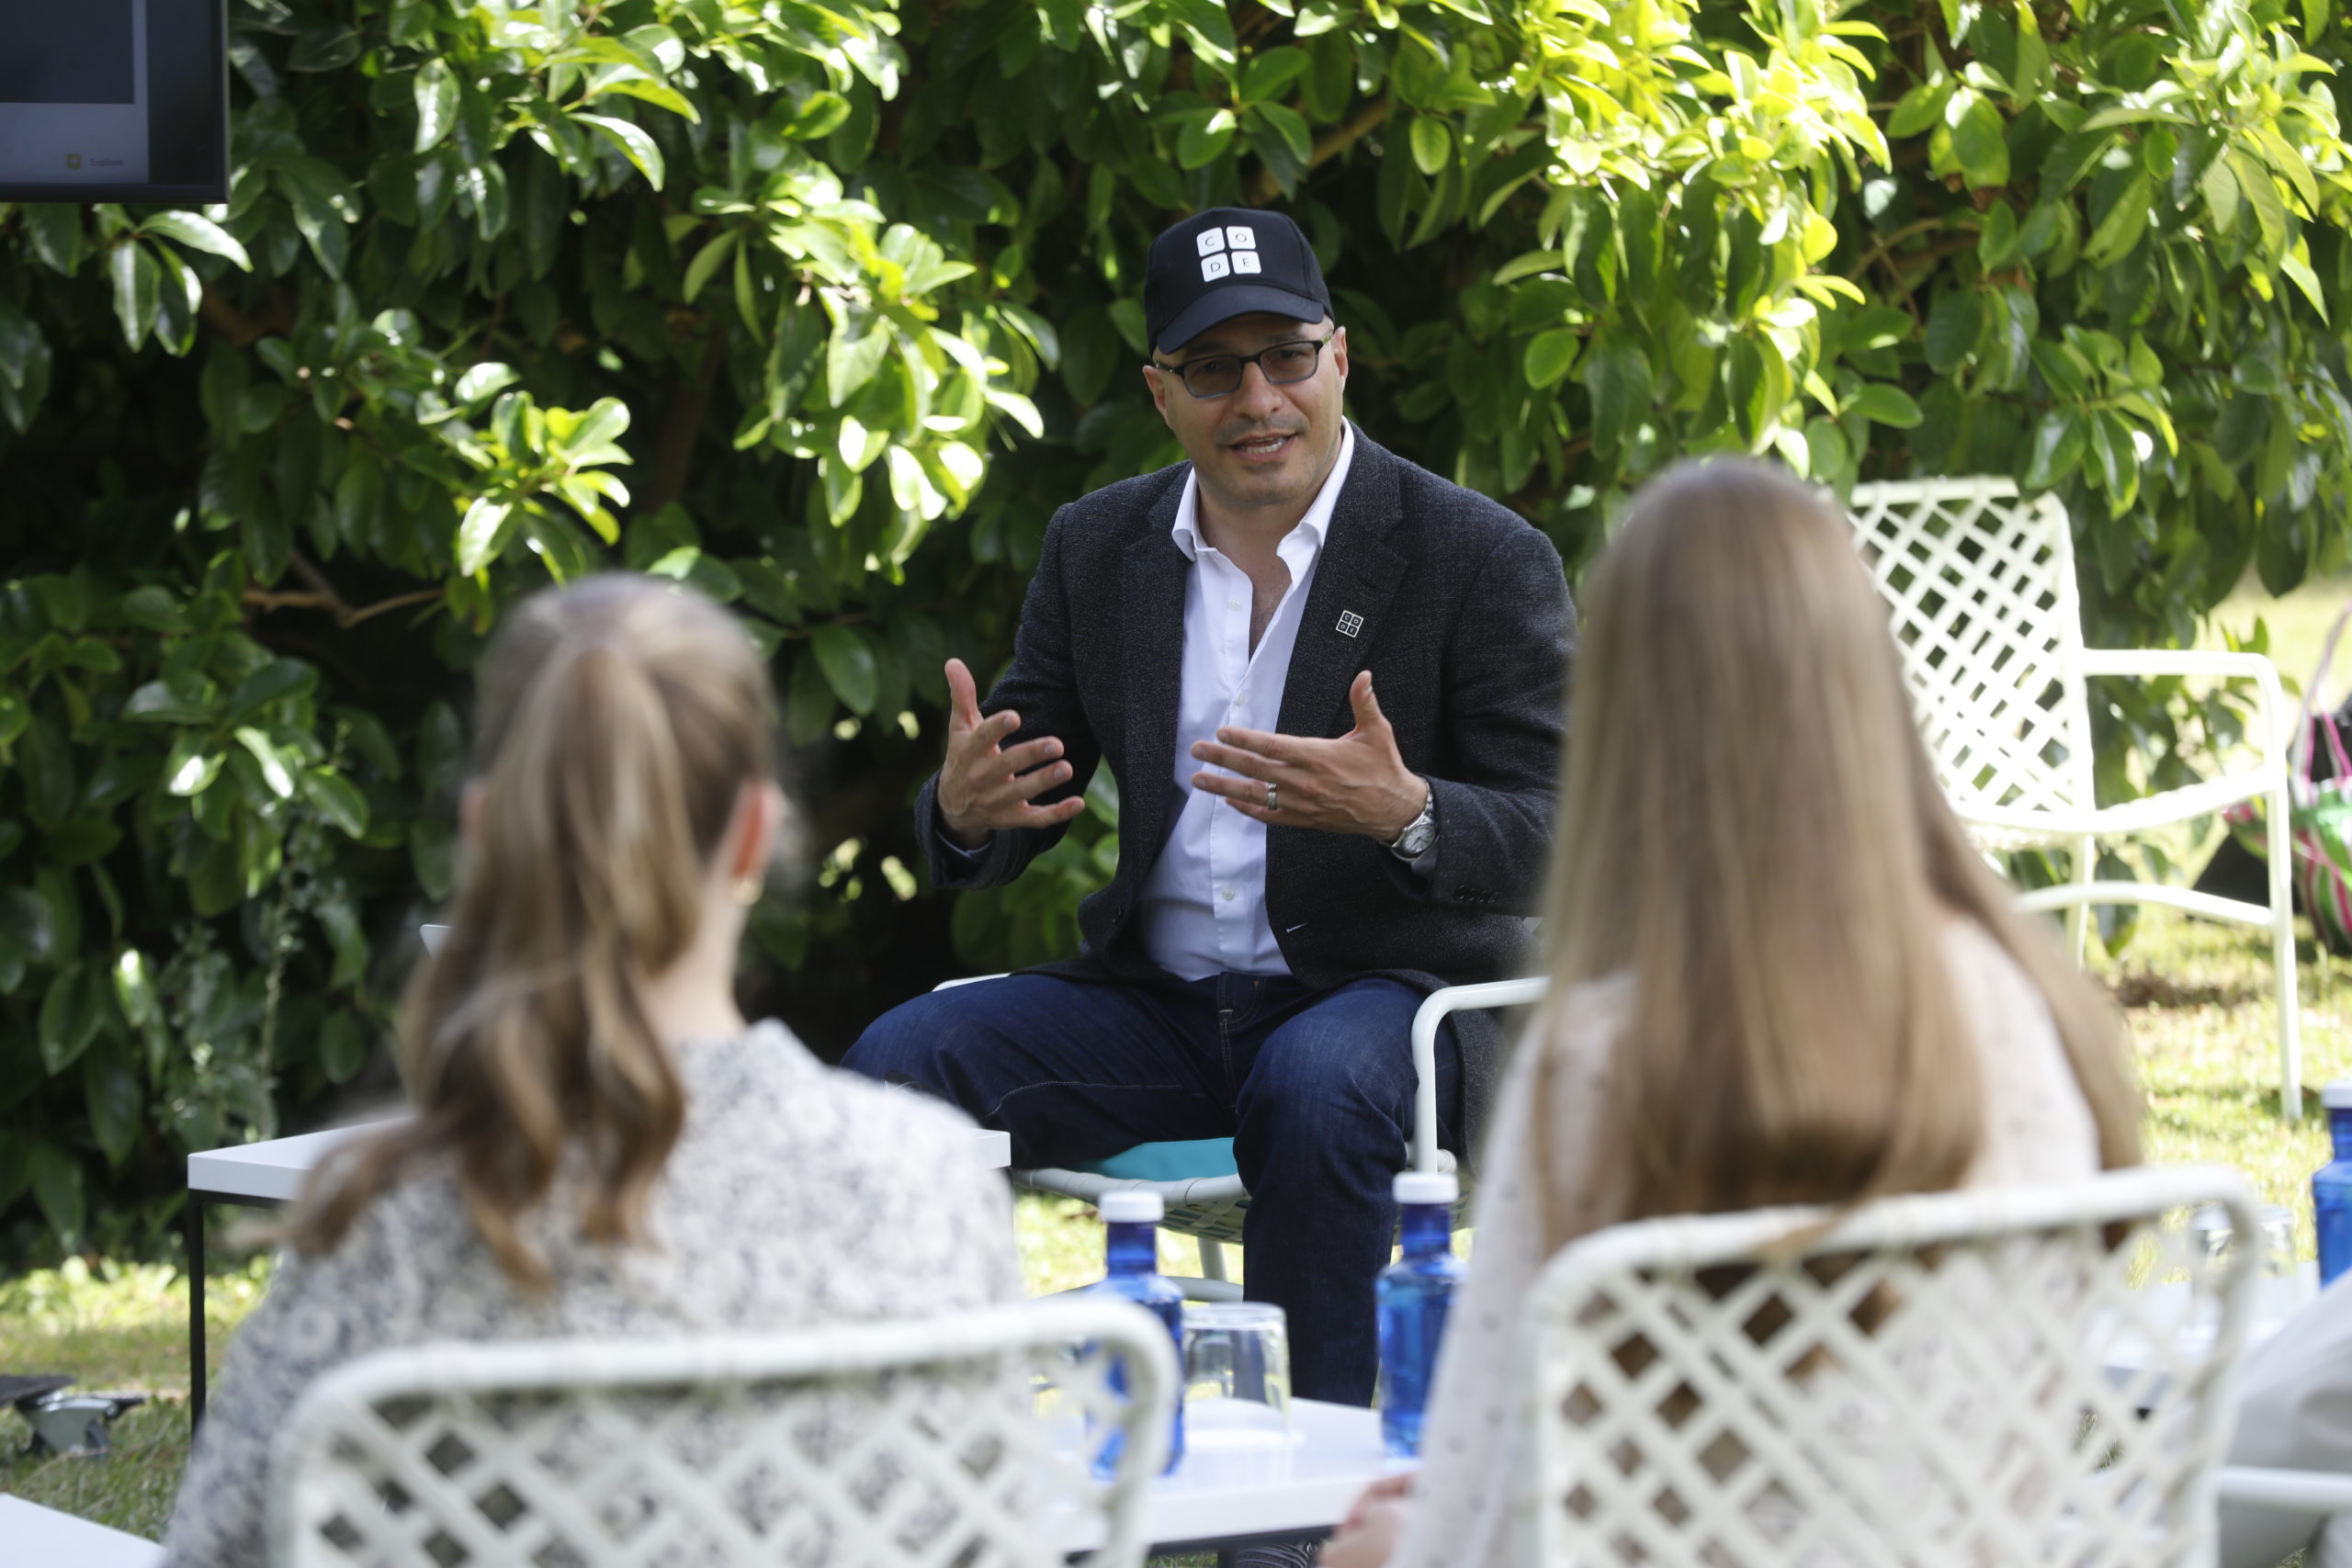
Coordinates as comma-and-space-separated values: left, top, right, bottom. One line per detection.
292, 576, 776, 1290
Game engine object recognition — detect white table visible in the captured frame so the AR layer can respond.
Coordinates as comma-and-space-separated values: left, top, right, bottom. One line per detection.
2100, 1265, 2318, 1394
0, 1496, 164, 1568
184, 1120, 1012, 1426
1125, 1398, 1399, 1556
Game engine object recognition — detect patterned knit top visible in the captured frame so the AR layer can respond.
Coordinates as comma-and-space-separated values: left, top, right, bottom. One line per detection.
1388, 919, 2106, 1568
160, 1020, 1021, 1568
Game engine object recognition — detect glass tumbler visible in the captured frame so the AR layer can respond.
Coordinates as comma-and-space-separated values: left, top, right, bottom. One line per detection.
2193, 1202, 2299, 1278
1181, 1302, 1294, 1449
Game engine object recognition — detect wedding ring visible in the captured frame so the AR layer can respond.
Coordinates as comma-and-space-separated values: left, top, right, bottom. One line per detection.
1266, 782, 1280, 812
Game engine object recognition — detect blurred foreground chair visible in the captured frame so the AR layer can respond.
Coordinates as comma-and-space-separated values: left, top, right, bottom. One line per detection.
1518, 1166, 2261, 1567
1848, 477, 2300, 1115
266, 1298, 1176, 1568
943, 975, 1546, 1299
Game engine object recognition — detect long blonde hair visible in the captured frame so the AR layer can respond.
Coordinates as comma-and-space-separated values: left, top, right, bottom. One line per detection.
1533, 461, 2139, 1247
292, 575, 778, 1290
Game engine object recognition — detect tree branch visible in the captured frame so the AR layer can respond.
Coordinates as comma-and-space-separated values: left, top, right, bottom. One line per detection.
201, 284, 290, 348
242, 549, 444, 628
1250, 98, 1391, 206
643, 329, 729, 516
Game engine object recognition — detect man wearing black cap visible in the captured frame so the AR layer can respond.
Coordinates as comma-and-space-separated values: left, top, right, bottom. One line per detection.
846, 209, 1573, 1411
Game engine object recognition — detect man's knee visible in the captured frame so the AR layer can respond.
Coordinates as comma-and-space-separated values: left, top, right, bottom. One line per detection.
842, 991, 974, 1085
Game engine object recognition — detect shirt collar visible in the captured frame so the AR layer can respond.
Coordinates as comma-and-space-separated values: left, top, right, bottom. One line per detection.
1170, 421, 1357, 565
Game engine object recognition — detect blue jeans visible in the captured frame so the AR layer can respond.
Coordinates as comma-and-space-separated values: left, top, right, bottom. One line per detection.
842, 970, 1463, 1405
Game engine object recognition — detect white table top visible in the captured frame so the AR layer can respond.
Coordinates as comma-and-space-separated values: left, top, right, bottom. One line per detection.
2102, 1264, 2318, 1383
189, 1121, 1013, 1201
1070, 1397, 1399, 1552
0, 1496, 163, 1567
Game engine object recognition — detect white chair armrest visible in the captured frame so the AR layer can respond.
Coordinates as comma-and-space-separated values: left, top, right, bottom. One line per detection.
2218, 1464, 2352, 1516
1410, 977, 1550, 1172
2075, 649, 2289, 769
933, 973, 1012, 990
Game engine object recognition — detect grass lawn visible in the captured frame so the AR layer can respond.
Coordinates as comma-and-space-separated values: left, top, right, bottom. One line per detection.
5, 908, 2345, 1562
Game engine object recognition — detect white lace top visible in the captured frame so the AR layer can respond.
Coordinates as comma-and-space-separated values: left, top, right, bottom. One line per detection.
159, 1021, 1021, 1568
1387, 920, 2105, 1568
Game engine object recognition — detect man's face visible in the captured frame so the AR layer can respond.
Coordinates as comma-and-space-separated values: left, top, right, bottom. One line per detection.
1145, 313, 1349, 517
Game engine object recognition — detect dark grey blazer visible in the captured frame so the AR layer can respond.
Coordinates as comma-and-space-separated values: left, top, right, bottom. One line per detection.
914, 428, 1575, 1155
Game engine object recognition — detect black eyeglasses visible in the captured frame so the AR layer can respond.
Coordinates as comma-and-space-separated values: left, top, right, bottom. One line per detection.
1151, 332, 1337, 399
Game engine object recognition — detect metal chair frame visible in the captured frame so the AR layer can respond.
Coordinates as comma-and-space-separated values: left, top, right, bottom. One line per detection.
1849, 477, 2300, 1114
265, 1298, 1178, 1568
943, 975, 1546, 1300
1518, 1167, 2264, 1567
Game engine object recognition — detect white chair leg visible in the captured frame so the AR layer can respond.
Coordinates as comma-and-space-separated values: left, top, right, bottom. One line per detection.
2067, 832, 2097, 964
1197, 1236, 1228, 1282
2267, 778, 2303, 1119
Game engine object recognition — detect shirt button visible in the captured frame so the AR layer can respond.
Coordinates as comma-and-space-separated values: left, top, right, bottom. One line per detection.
1227, 600, 1241, 612
1218, 886, 1235, 902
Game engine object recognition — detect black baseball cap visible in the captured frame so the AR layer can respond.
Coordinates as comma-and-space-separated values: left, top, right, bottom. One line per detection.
1144, 208, 1331, 356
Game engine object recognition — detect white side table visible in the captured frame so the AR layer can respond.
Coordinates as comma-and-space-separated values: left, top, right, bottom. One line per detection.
0, 1495, 164, 1566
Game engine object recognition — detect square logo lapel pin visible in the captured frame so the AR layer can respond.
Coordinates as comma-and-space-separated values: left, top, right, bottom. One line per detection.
1336, 610, 1364, 638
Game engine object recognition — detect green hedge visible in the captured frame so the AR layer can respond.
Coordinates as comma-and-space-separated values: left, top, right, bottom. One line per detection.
5, 0, 2351, 1259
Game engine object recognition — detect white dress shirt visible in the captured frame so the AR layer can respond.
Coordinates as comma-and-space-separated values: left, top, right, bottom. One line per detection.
1136, 423, 1356, 982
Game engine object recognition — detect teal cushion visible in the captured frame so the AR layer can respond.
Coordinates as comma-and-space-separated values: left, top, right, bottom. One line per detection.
1068, 1138, 1239, 1181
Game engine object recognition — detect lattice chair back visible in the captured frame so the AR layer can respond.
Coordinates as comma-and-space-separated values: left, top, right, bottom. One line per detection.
266, 1298, 1177, 1568
1519, 1167, 2261, 1568
1847, 478, 2094, 827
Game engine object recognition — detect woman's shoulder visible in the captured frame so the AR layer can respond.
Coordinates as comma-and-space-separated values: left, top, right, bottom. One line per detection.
680, 1020, 989, 1166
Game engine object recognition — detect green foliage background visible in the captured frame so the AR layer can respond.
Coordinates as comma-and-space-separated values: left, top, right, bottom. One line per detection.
5, 0, 2352, 1259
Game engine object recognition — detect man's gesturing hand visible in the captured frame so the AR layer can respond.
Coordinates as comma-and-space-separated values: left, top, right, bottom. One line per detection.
936, 658, 1087, 849
1189, 671, 1425, 840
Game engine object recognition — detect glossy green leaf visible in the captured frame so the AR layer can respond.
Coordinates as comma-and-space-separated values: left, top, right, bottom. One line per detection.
577, 113, 666, 189
1846, 383, 1924, 427
455, 497, 516, 575
141, 211, 252, 271
812, 625, 880, 715
1522, 328, 1579, 389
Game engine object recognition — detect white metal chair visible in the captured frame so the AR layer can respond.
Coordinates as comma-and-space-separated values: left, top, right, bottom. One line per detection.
1848, 478, 2300, 1114
1518, 1166, 2263, 1567
952, 975, 1546, 1299
265, 1298, 1178, 1568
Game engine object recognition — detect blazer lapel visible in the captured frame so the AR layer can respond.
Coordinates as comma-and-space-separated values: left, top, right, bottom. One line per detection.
1280, 434, 1408, 740
1120, 477, 1193, 866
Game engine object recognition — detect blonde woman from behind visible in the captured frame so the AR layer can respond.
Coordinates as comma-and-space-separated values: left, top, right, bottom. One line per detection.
161, 575, 1020, 1567
1322, 460, 2143, 1568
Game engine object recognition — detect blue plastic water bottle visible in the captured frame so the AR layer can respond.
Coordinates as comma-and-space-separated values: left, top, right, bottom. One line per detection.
1376, 1169, 1464, 1460
1091, 1190, 1185, 1476
2316, 1082, 2352, 1287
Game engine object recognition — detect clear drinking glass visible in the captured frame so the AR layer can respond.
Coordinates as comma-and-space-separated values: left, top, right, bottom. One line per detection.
1181, 1302, 1294, 1449
2193, 1201, 2298, 1278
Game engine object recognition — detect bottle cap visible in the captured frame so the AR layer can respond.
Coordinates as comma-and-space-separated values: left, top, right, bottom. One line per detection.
1099, 1190, 1165, 1224
1394, 1170, 1459, 1206
2325, 1081, 2352, 1110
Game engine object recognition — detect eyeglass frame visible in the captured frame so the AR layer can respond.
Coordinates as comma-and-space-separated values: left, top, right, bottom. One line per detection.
1147, 330, 1340, 400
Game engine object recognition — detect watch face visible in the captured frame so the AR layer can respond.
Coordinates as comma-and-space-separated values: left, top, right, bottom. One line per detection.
1400, 821, 1436, 855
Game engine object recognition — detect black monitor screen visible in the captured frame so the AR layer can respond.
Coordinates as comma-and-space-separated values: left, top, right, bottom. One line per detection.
0, 0, 227, 203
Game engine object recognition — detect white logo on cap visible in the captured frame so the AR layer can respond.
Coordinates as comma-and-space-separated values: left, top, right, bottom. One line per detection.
1202, 254, 1231, 281
1196, 230, 1227, 258
1227, 226, 1257, 250
1232, 251, 1261, 274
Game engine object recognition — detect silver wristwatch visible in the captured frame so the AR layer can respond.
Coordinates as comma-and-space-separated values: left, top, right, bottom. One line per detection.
1387, 783, 1437, 861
